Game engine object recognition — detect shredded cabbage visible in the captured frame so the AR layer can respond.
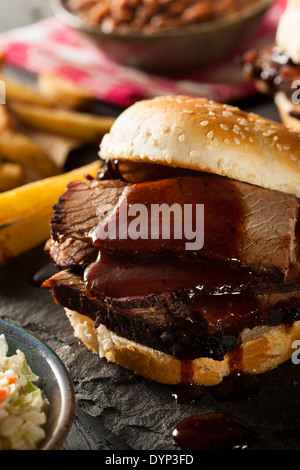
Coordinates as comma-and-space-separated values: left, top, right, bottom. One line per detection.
0, 334, 48, 450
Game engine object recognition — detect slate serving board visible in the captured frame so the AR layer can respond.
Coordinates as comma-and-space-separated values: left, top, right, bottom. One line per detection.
0, 95, 300, 451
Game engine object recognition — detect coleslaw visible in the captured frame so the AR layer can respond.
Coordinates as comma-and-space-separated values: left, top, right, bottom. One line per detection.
0, 334, 48, 450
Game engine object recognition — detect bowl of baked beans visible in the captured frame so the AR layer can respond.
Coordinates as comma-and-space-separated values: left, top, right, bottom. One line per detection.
51, 0, 273, 72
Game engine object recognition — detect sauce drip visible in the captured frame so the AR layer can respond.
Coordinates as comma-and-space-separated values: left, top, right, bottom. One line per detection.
172, 361, 206, 404
172, 352, 260, 404
172, 412, 256, 450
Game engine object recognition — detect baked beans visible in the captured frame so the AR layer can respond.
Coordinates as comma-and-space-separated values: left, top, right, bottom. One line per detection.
66, 0, 263, 33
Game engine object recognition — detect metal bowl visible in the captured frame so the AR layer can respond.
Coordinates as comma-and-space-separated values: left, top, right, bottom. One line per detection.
51, 0, 273, 73
0, 319, 75, 450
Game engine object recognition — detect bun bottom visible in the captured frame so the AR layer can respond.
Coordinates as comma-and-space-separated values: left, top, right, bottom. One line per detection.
65, 308, 300, 386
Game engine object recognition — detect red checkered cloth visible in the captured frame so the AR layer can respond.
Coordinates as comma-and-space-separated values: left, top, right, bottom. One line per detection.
0, 0, 286, 107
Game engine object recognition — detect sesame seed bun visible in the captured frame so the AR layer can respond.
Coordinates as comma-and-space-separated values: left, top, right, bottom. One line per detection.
65, 308, 300, 386
100, 95, 300, 198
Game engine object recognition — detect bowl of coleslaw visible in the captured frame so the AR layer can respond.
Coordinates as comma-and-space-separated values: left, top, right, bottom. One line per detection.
0, 319, 75, 450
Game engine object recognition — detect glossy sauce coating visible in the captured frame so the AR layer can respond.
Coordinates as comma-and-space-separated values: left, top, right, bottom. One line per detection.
172, 412, 256, 450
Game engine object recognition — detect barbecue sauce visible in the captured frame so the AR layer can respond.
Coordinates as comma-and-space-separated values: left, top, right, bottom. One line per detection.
84, 250, 255, 298
86, 174, 249, 299
173, 349, 260, 404
172, 361, 207, 404
84, 174, 284, 337
84, 250, 263, 337
172, 412, 256, 450
90, 175, 244, 262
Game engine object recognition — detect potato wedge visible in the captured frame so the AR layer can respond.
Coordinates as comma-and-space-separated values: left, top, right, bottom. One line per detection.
0, 129, 61, 177
0, 160, 100, 227
8, 102, 115, 141
0, 162, 23, 192
37, 73, 96, 110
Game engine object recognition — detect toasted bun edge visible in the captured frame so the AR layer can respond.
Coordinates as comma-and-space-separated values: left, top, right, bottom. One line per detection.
65, 308, 300, 387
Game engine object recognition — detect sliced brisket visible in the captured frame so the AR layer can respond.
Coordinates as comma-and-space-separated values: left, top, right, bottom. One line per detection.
44, 170, 300, 363
48, 178, 130, 268
45, 269, 300, 361
49, 174, 299, 280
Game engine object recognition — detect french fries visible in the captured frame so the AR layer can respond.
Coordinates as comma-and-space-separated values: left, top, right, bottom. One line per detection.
0, 104, 11, 129
0, 67, 115, 260
0, 160, 100, 226
8, 101, 115, 141
0, 162, 23, 192
0, 71, 114, 193
0, 209, 51, 262
37, 73, 96, 110
0, 73, 54, 108
0, 129, 61, 178
0, 160, 100, 262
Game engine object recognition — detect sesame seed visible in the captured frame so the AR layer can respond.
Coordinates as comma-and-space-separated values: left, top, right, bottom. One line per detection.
183, 109, 194, 114
207, 131, 214, 139
223, 111, 233, 118
276, 143, 283, 151
283, 145, 290, 150
209, 111, 215, 116
249, 137, 254, 143
200, 120, 209, 126
290, 154, 297, 161
224, 138, 230, 145
160, 124, 169, 133
234, 137, 241, 145
220, 124, 228, 130
178, 134, 185, 142
189, 150, 199, 158
217, 158, 225, 169
273, 135, 278, 141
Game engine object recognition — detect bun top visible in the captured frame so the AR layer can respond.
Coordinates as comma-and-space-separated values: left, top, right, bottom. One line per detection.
276, 0, 300, 64
100, 95, 300, 197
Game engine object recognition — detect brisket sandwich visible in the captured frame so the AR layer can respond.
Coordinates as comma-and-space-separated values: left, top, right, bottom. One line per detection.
242, 0, 300, 131
43, 95, 300, 387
